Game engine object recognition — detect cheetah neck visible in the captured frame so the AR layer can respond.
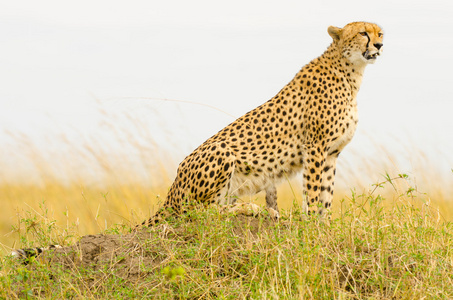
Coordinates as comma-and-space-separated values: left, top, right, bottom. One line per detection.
314, 43, 366, 98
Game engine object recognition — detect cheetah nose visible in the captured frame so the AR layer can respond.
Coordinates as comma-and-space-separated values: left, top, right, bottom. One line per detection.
374, 43, 383, 50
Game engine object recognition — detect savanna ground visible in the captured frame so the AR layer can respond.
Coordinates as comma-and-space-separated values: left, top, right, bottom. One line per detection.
1, 172, 453, 299
0, 107, 453, 299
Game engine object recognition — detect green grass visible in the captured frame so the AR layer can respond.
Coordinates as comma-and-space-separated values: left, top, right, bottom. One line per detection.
1, 175, 453, 299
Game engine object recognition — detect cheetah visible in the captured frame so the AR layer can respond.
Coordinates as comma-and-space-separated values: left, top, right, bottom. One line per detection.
11, 22, 383, 259
143, 21, 384, 225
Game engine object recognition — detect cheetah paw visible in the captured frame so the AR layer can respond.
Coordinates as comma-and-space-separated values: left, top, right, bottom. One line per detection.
267, 207, 280, 221
226, 203, 261, 216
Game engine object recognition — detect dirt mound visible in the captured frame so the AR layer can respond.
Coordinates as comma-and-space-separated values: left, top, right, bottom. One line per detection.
41, 214, 274, 281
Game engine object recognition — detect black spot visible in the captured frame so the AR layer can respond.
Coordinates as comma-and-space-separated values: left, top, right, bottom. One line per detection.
222, 163, 230, 172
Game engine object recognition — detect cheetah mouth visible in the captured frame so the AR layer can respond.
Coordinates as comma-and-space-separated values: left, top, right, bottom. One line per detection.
363, 50, 380, 60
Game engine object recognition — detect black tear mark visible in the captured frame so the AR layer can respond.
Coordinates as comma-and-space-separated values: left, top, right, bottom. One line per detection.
365, 32, 370, 49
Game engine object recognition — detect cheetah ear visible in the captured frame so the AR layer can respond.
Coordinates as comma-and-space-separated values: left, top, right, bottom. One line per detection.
328, 26, 342, 41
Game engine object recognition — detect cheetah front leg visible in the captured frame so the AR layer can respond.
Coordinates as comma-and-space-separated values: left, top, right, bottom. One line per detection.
318, 154, 338, 216
302, 147, 327, 216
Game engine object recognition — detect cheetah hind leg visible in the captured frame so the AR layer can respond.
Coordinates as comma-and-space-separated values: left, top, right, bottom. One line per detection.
225, 185, 279, 221
265, 184, 279, 220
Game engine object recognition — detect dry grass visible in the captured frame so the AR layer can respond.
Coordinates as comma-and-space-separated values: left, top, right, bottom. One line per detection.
0, 182, 168, 255
2, 172, 452, 257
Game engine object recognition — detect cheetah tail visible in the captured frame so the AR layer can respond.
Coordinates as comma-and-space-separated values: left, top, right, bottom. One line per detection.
11, 245, 62, 263
136, 206, 176, 229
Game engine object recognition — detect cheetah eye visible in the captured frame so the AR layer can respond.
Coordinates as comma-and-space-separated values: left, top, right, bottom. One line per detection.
359, 32, 368, 37
378, 33, 384, 38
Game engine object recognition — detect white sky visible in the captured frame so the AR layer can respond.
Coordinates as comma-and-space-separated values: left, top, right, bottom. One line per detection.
0, 0, 452, 186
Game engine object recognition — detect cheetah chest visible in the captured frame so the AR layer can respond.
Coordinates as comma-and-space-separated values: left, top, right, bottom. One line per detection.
328, 105, 358, 154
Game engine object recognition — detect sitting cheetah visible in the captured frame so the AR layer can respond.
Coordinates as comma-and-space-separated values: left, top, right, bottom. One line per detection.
143, 21, 384, 225
11, 21, 383, 259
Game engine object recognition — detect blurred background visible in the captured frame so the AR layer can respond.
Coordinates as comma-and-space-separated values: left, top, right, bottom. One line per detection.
0, 1, 452, 250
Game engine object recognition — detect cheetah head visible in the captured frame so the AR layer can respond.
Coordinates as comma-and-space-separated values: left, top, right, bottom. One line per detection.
328, 22, 384, 66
